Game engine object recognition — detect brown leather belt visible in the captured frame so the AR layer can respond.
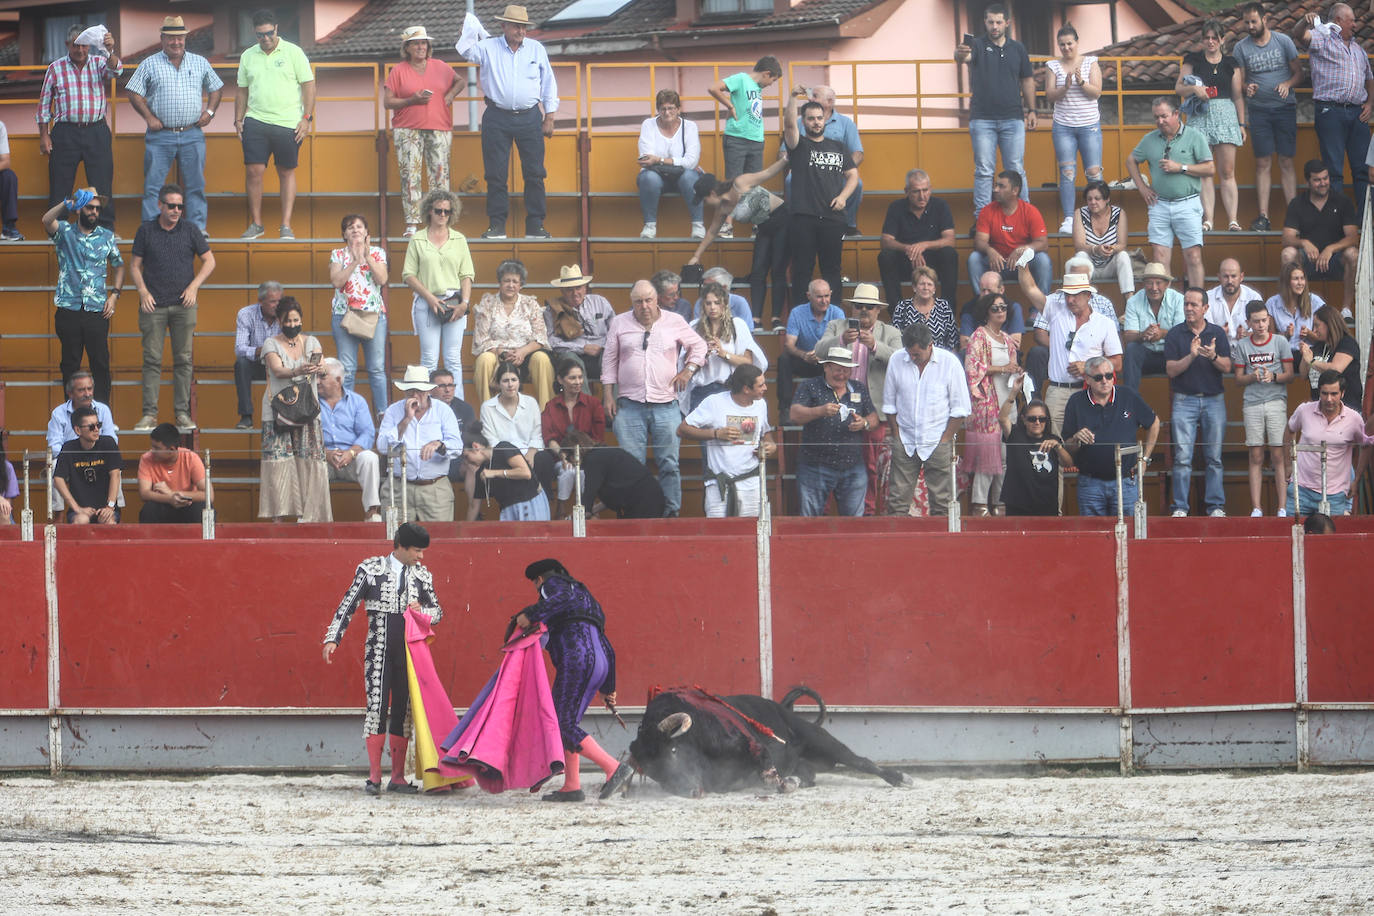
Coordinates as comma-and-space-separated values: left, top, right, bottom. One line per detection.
408, 477, 443, 486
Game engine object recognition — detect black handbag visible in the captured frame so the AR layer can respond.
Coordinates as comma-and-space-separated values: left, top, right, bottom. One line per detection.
650, 124, 687, 182
271, 380, 320, 426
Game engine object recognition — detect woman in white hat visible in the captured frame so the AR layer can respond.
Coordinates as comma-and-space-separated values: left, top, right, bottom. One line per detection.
384, 26, 464, 238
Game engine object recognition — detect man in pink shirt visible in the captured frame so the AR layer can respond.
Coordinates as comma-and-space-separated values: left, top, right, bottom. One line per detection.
601, 279, 707, 516
1284, 369, 1367, 517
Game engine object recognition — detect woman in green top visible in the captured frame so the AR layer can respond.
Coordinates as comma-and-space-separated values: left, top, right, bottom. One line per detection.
402, 189, 475, 383
687, 157, 790, 327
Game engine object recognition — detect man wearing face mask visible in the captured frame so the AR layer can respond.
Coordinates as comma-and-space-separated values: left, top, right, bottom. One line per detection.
43, 188, 123, 408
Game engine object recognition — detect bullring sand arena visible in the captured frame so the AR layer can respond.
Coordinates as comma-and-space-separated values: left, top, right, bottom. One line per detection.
4, 769, 1373, 913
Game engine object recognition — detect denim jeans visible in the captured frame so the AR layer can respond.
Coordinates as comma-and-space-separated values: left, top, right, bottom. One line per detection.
1077, 473, 1138, 517
612, 398, 681, 514
1171, 392, 1226, 514
143, 127, 208, 230
331, 311, 389, 413
1051, 121, 1103, 222
797, 461, 867, 517
1314, 101, 1370, 213
969, 118, 1028, 214
637, 168, 704, 223
1122, 342, 1168, 393
138, 304, 197, 416
411, 294, 466, 384
1287, 485, 1350, 518
967, 249, 1051, 295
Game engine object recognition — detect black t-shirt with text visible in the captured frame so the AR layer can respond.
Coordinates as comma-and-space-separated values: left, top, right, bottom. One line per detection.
786, 136, 854, 222
54, 435, 121, 508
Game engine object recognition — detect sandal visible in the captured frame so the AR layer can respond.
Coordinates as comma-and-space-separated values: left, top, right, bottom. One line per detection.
1201, 220, 1213, 232
1228, 221, 1243, 231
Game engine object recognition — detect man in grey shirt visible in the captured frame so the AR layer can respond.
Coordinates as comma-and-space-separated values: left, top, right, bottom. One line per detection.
1233, 2, 1302, 231
1232, 298, 1294, 517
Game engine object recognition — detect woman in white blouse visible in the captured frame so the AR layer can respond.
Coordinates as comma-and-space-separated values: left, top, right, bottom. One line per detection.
636, 89, 703, 240
679, 281, 767, 413
1044, 23, 1103, 235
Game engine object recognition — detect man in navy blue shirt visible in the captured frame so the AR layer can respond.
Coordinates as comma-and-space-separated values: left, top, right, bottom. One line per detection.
1164, 287, 1233, 517
1062, 356, 1160, 516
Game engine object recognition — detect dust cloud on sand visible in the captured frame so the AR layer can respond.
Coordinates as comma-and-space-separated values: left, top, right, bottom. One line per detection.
3, 770, 1372, 914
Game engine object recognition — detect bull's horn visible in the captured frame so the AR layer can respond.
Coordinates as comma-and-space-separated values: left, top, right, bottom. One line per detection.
657, 712, 692, 738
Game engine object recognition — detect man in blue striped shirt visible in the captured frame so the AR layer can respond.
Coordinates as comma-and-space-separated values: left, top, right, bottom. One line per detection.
320, 358, 381, 522
125, 17, 224, 232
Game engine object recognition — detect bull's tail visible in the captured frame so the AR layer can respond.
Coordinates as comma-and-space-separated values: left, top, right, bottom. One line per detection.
780, 685, 826, 726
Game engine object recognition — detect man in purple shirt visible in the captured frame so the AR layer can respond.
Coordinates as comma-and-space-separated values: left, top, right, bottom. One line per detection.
319, 358, 380, 522
601, 279, 707, 516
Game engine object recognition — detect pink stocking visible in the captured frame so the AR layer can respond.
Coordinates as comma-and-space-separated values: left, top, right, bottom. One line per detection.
365, 734, 385, 784
561, 750, 581, 791
578, 736, 620, 776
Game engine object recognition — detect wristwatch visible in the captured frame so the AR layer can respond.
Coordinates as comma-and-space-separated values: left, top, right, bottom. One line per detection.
106, 500, 116, 509
1180, 163, 1188, 174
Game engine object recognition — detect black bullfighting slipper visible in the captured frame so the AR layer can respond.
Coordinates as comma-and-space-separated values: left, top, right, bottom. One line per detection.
386, 781, 419, 794
598, 761, 634, 800
364, 780, 381, 796
542, 789, 585, 802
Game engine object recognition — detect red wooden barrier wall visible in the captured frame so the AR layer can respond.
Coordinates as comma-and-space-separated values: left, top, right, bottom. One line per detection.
1129, 537, 1295, 707
770, 532, 1120, 706
0, 542, 47, 709
1304, 534, 1374, 703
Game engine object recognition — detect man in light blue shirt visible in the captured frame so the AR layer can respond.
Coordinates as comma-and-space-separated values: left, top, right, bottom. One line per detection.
47, 371, 118, 458
1120, 262, 1185, 392
789, 86, 864, 234
457, 6, 559, 239
377, 365, 462, 522
124, 17, 224, 231
319, 358, 380, 522
780, 278, 846, 408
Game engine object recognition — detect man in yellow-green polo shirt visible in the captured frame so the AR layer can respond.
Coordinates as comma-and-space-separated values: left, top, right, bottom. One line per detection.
233, 8, 315, 241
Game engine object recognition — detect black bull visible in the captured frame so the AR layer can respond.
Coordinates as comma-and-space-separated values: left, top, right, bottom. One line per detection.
626, 686, 909, 797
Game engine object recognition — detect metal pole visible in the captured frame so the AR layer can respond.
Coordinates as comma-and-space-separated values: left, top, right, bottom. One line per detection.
400, 445, 409, 523
1115, 522, 1133, 775
947, 436, 961, 532
385, 445, 400, 539
45, 452, 54, 523
20, 452, 33, 541
1293, 441, 1331, 517
1292, 524, 1310, 771
756, 438, 773, 698
571, 444, 586, 538
1318, 444, 1329, 518
201, 449, 216, 540
45, 523, 61, 776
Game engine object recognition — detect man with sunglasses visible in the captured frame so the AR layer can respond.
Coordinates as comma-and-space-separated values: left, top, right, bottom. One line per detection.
42, 188, 123, 407
1125, 96, 1213, 290
1062, 356, 1160, 516
234, 9, 316, 240
816, 283, 902, 515
1164, 287, 1233, 517
129, 183, 216, 431
53, 405, 121, 525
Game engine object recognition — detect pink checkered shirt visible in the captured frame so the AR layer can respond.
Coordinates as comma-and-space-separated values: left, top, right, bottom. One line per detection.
37, 55, 121, 124
1308, 28, 1374, 105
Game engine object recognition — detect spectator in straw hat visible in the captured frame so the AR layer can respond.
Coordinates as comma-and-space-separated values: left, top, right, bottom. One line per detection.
376, 364, 462, 522
544, 265, 616, 380
384, 25, 464, 239
816, 283, 902, 514
125, 16, 223, 233
457, 4, 559, 239
1121, 262, 1185, 392
789, 345, 879, 516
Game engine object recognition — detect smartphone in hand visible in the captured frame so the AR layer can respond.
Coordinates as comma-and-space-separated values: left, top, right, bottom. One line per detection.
309, 351, 322, 366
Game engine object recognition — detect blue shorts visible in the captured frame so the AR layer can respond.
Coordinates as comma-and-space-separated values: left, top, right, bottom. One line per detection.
1148, 195, 1204, 249
241, 117, 300, 169
1249, 106, 1298, 159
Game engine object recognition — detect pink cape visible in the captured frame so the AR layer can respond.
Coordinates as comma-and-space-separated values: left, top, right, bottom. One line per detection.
437, 625, 565, 793
404, 610, 473, 792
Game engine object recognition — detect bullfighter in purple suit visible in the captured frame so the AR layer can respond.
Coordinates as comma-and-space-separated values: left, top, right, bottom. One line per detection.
516, 558, 632, 801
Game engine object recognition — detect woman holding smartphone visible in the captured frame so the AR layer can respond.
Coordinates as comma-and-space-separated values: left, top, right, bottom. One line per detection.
259, 297, 331, 523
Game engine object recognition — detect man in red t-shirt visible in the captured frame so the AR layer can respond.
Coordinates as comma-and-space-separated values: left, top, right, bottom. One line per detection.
968, 170, 1051, 297
137, 423, 211, 523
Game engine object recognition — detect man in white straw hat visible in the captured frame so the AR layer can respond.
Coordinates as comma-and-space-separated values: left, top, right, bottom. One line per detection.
456, 5, 558, 239
789, 345, 880, 516
376, 365, 462, 521
816, 283, 902, 514
125, 16, 223, 232
1031, 272, 1122, 508
545, 265, 616, 379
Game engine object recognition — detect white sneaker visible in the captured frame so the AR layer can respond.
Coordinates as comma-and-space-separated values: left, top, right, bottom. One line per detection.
1250, 508, 1263, 517
690, 221, 706, 239
640, 222, 657, 239
1277, 508, 1288, 518
133, 415, 158, 431
1171, 509, 1188, 518
364, 510, 382, 523
1209, 508, 1227, 518
718, 223, 734, 239
1058, 217, 1073, 234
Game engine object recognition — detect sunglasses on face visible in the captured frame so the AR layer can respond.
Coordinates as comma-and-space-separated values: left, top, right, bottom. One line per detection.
255, 29, 276, 39
990, 305, 1008, 313
1065, 330, 1077, 351
79, 422, 101, 431
163, 202, 185, 210
1025, 416, 1048, 423
1087, 372, 1115, 382
431, 208, 452, 216
83, 205, 103, 213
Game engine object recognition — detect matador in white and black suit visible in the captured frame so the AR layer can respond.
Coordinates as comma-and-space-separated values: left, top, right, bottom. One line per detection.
323, 522, 441, 795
